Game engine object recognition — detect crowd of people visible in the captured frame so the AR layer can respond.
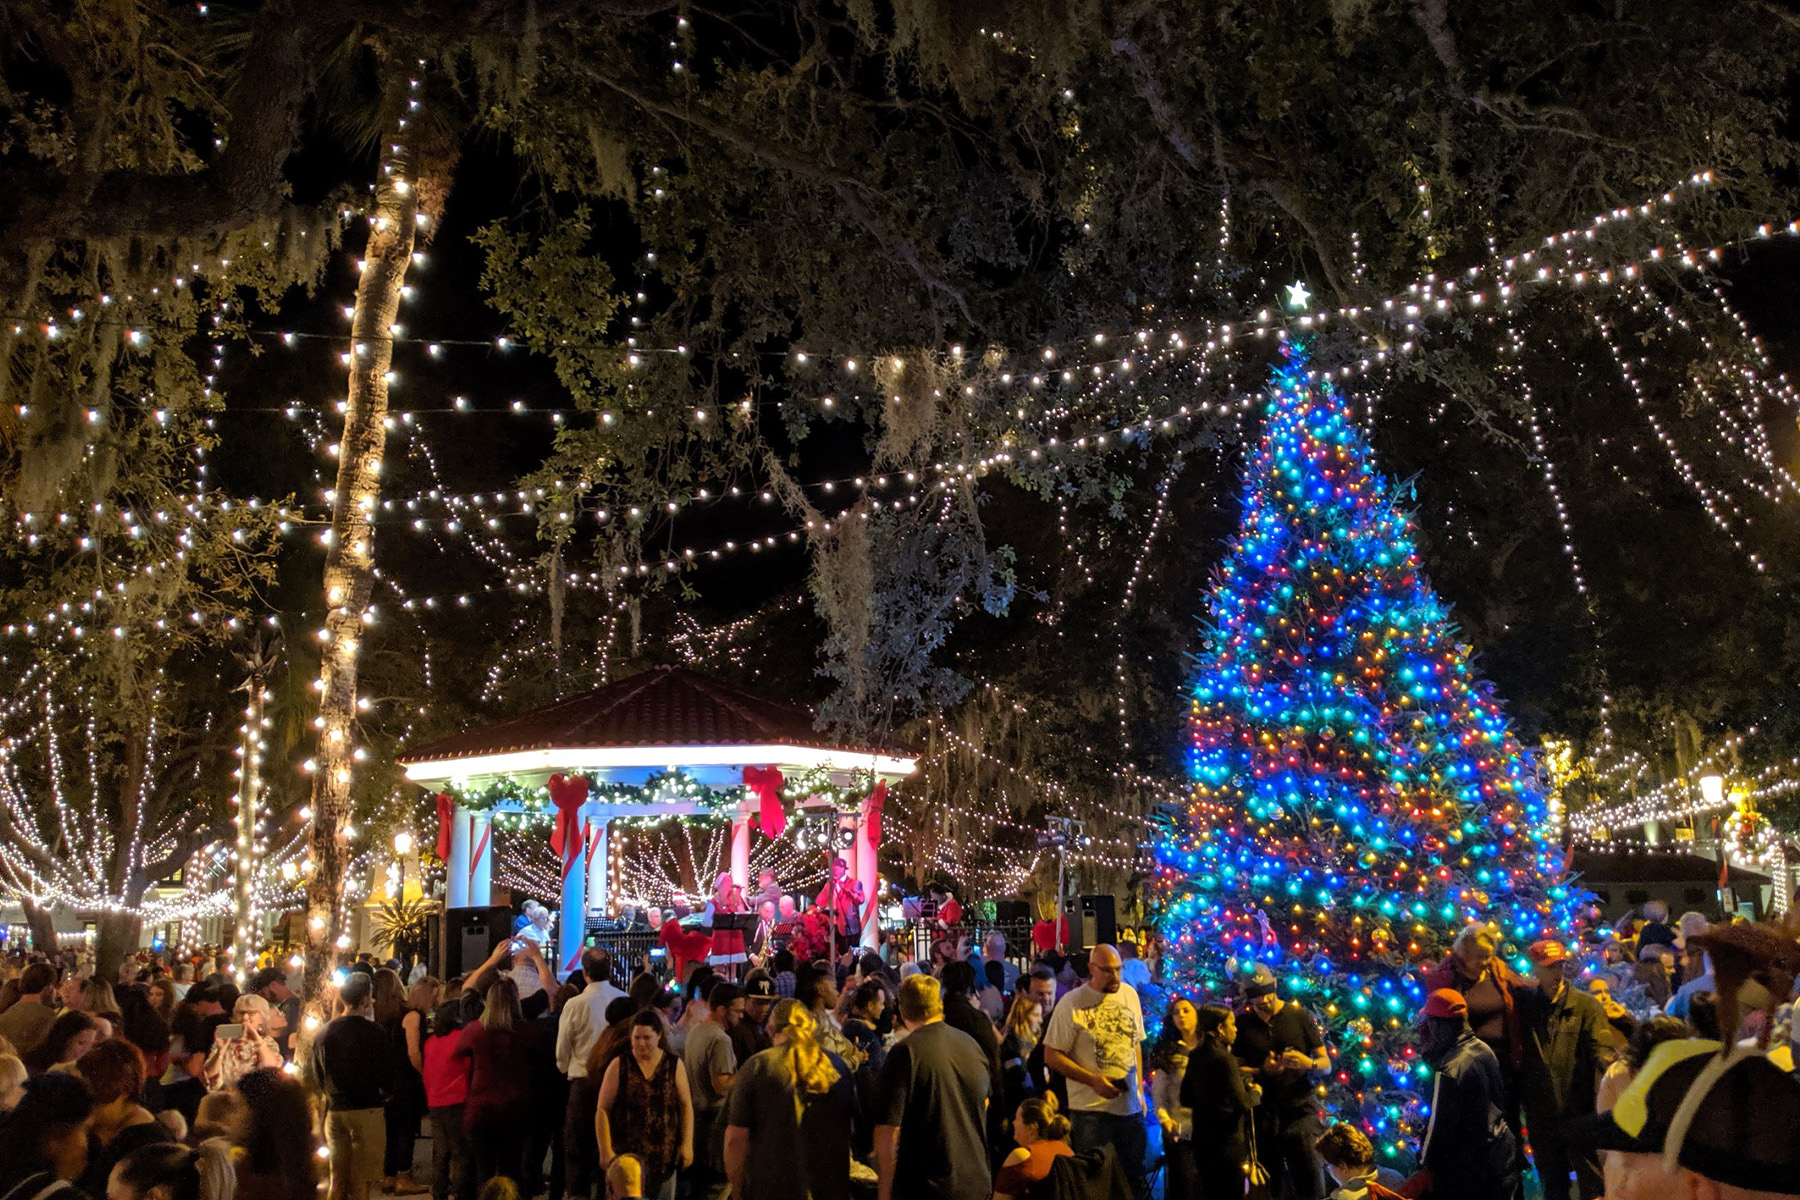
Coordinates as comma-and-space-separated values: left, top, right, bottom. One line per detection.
0, 897, 1797, 1200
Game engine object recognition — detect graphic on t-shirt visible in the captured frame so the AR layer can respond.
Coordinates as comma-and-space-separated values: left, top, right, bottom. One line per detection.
1075, 997, 1140, 1078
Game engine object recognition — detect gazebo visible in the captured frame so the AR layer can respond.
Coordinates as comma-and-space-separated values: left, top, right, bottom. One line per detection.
398, 665, 916, 970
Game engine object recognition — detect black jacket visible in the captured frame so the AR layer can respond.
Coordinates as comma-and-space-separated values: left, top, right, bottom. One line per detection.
1046, 1146, 1133, 1200
1180, 1038, 1255, 1158
1419, 1030, 1519, 1200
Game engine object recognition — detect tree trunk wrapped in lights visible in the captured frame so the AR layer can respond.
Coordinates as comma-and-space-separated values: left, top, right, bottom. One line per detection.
1152, 338, 1579, 1161
230, 645, 275, 984
301, 79, 457, 998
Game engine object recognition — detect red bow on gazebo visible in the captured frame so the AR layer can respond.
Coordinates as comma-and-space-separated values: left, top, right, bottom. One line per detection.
547, 773, 590, 880
743, 765, 786, 838
861, 780, 887, 847
434, 792, 455, 862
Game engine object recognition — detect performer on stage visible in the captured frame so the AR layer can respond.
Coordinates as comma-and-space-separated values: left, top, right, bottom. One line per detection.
512, 900, 554, 1000
751, 899, 780, 959
704, 872, 749, 976
756, 868, 783, 911
815, 857, 865, 936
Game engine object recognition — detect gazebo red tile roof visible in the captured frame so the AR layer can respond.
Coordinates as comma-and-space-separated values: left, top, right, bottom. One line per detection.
399, 665, 881, 766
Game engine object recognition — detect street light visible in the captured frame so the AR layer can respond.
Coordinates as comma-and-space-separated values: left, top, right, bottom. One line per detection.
1699, 775, 1726, 809
390, 831, 414, 906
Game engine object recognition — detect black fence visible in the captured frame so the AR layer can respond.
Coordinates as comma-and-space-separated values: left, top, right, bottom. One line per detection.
580, 925, 664, 988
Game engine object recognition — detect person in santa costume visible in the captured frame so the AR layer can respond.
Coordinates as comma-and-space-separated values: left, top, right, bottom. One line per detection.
704, 872, 748, 976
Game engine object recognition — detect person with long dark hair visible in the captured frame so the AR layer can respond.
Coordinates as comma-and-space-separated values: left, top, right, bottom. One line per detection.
1181, 1003, 1260, 1200
0, 1073, 96, 1200
579, 997, 639, 1128
373, 968, 429, 1196
25, 1012, 100, 1077
145, 981, 177, 1027
231, 1068, 317, 1200
1151, 998, 1200, 1200
423, 1004, 473, 1200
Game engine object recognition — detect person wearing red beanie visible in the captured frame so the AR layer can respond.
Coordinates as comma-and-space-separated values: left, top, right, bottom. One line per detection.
1407, 988, 1520, 1200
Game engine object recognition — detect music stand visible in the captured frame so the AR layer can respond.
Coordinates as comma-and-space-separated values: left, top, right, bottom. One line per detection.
710, 912, 759, 979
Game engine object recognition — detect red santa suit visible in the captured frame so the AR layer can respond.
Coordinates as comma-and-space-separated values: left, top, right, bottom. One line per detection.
658, 918, 713, 980
706, 874, 748, 969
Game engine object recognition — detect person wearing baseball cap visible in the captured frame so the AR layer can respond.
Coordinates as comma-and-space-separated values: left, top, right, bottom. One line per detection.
1568, 1037, 1800, 1199
1233, 966, 1329, 1199
1520, 940, 1614, 1200
1410, 988, 1521, 1200
733, 970, 777, 1064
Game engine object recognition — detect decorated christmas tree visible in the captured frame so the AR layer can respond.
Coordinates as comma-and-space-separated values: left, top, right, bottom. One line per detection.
1153, 336, 1577, 1159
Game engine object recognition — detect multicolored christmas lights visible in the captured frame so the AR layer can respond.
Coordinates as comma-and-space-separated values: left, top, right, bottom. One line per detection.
1153, 338, 1579, 1160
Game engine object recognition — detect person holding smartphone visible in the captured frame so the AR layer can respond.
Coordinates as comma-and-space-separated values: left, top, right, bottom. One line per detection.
205, 994, 283, 1091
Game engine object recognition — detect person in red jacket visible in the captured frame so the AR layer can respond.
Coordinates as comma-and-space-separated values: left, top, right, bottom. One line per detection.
421, 1003, 472, 1200
652, 910, 712, 982
1420, 923, 1532, 1134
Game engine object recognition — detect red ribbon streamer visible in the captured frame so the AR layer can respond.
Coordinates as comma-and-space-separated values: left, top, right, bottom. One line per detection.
584, 820, 602, 874
742, 765, 786, 839
435, 792, 455, 862
548, 774, 589, 880
468, 815, 491, 898
862, 780, 887, 847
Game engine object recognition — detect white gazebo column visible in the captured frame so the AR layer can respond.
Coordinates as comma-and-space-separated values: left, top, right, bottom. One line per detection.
446, 804, 472, 909
730, 801, 753, 890
854, 814, 880, 949
559, 835, 587, 976
586, 817, 610, 919
467, 812, 494, 908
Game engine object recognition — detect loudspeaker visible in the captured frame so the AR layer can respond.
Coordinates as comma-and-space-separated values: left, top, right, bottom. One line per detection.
1064, 894, 1116, 950
444, 906, 513, 978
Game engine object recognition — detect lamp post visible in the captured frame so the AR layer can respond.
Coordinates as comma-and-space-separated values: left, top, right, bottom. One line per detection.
1699, 774, 1726, 809
393, 830, 414, 900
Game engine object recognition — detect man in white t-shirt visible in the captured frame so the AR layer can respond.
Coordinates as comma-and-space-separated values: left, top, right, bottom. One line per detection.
1043, 943, 1149, 1200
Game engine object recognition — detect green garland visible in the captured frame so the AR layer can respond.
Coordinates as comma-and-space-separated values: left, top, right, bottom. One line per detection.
444, 765, 884, 832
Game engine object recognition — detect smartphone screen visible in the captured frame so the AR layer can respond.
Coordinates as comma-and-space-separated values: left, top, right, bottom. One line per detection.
216, 1023, 245, 1040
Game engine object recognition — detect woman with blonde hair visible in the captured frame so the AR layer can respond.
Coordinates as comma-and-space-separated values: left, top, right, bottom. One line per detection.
1421, 922, 1529, 1092
998, 968, 1054, 1118
203, 995, 281, 1091
81, 978, 120, 1025
721, 999, 856, 1200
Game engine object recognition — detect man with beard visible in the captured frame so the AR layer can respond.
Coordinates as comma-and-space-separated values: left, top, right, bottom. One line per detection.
1043, 944, 1148, 1200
